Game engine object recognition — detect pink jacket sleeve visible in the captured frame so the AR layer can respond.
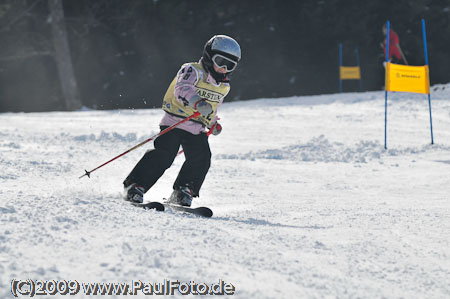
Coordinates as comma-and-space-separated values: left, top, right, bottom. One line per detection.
173, 64, 201, 106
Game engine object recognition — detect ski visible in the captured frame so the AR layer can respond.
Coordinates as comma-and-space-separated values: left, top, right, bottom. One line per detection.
129, 200, 213, 218
131, 201, 165, 211
163, 202, 213, 218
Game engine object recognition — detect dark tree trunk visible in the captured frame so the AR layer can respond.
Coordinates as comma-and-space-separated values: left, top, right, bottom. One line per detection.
48, 0, 82, 110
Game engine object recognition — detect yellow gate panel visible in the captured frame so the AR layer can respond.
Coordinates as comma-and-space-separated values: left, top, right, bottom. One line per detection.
385, 63, 430, 94
340, 66, 361, 80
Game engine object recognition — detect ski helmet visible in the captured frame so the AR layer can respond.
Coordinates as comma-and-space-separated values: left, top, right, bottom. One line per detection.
202, 35, 241, 82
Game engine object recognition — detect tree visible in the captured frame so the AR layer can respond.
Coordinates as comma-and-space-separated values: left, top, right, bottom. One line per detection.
48, 0, 82, 110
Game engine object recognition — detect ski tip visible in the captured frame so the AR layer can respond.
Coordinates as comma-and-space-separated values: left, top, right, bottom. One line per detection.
162, 202, 213, 218
151, 203, 165, 211
145, 202, 165, 211
197, 207, 213, 218
132, 202, 165, 212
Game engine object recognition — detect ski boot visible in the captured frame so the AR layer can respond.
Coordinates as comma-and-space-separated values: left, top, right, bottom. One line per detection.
167, 185, 193, 207
124, 183, 145, 204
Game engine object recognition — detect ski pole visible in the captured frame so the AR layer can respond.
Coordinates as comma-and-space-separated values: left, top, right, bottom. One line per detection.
79, 111, 201, 179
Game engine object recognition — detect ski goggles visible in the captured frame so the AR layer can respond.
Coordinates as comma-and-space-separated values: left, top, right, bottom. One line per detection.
212, 54, 238, 72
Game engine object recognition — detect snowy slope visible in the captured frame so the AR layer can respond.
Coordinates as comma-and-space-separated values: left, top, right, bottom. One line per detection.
1, 86, 450, 298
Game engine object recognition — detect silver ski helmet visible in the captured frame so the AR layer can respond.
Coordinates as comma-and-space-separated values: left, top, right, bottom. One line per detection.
202, 35, 241, 82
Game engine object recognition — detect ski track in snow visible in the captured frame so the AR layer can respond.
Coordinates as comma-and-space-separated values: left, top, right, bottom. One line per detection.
1, 87, 450, 298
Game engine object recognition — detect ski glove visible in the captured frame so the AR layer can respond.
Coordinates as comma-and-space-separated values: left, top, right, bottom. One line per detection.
209, 122, 222, 136
187, 95, 213, 117
194, 99, 213, 117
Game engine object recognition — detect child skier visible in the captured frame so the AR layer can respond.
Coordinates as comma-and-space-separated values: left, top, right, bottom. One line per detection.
123, 35, 241, 207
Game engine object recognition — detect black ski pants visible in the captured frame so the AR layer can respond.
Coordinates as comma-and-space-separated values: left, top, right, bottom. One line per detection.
123, 127, 211, 197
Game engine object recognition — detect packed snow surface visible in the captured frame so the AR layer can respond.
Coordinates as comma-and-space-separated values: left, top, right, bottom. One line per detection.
1, 86, 450, 298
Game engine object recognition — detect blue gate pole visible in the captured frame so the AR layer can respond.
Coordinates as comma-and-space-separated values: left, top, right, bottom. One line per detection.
339, 43, 343, 93
384, 21, 390, 149
355, 47, 363, 92
422, 19, 434, 145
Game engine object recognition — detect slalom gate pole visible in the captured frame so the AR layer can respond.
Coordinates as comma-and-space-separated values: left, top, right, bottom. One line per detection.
79, 111, 201, 179
176, 122, 217, 157
339, 42, 343, 93
355, 47, 363, 92
384, 20, 390, 149
422, 19, 434, 145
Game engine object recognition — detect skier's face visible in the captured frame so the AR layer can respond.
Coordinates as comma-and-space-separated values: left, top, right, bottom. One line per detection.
213, 64, 228, 74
